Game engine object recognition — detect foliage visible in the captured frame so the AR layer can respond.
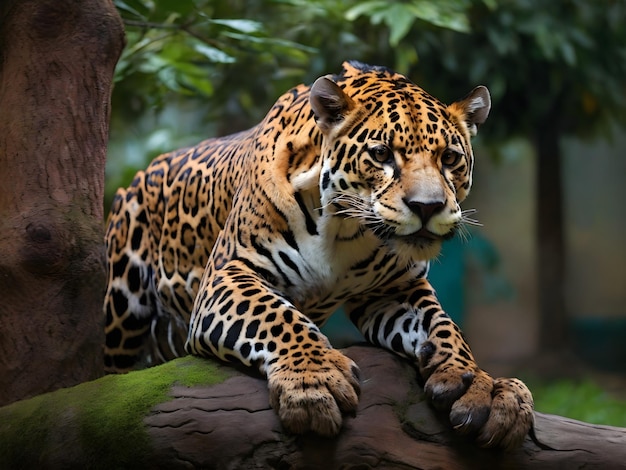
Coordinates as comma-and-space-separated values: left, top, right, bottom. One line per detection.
529, 378, 626, 427
345, 0, 471, 46
111, 0, 477, 121
113, 0, 315, 119
402, 0, 626, 142
113, 0, 626, 131
110, 0, 625, 176
108, 0, 478, 199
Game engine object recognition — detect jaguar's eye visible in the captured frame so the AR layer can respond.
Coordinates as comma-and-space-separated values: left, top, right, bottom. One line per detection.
368, 144, 393, 163
441, 150, 462, 167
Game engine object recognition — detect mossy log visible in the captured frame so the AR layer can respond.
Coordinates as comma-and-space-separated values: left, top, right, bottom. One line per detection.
1, 346, 624, 469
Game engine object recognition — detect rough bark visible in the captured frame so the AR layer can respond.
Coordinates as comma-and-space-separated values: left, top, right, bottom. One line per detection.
0, 0, 125, 405
1, 346, 624, 469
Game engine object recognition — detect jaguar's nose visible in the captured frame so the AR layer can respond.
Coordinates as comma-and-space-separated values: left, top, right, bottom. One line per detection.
403, 198, 445, 223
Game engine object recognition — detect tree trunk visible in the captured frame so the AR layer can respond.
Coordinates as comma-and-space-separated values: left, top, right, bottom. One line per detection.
535, 126, 567, 352
0, 0, 125, 405
0, 346, 623, 469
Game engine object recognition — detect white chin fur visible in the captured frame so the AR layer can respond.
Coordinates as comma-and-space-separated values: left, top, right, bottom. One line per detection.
389, 238, 442, 264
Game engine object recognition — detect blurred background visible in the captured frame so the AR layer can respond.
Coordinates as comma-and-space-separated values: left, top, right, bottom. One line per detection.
107, 0, 625, 425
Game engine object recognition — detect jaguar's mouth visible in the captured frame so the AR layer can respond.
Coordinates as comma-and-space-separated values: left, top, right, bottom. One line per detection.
383, 227, 451, 262
394, 227, 454, 245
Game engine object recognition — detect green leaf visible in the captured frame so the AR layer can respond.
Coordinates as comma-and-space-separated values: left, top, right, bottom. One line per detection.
407, 0, 470, 33
149, 0, 195, 22
560, 41, 576, 66
193, 43, 236, 64
221, 32, 317, 53
115, 0, 147, 21
344, 1, 388, 22
181, 74, 214, 96
156, 66, 182, 93
207, 18, 264, 34
386, 5, 416, 46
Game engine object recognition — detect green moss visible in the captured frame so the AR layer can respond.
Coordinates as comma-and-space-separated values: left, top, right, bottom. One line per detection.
0, 392, 54, 469
0, 356, 232, 469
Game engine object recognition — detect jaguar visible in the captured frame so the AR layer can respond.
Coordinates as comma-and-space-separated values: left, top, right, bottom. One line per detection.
104, 61, 533, 449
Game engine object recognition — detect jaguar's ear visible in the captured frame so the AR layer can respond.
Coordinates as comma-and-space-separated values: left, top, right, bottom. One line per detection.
450, 85, 491, 136
310, 76, 355, 134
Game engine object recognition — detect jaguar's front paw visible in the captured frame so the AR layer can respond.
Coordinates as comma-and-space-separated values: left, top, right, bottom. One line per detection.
425, 366, 534, 450
472, 377, 534, 450
267, 348, 361, 437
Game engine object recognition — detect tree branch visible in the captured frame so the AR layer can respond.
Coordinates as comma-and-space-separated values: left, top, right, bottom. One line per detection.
122, 18, 222, 48
1, 346, 624, 469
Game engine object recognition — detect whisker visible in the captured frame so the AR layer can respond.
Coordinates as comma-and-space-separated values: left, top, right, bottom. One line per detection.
456, 223, 471, 243
321, 193, 387, 234
452, 209, 481, 243
460, 209, 482, 227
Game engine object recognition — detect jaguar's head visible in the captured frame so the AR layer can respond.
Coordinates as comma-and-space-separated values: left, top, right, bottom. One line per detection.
311, 61, 490, 261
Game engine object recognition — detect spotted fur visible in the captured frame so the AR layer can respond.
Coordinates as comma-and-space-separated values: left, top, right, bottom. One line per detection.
104, 61, 533, 448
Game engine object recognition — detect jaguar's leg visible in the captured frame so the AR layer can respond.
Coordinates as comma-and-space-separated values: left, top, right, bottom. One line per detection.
185, 260, 361, 436
346, 276, 533, 450
103, 188, 156, 372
